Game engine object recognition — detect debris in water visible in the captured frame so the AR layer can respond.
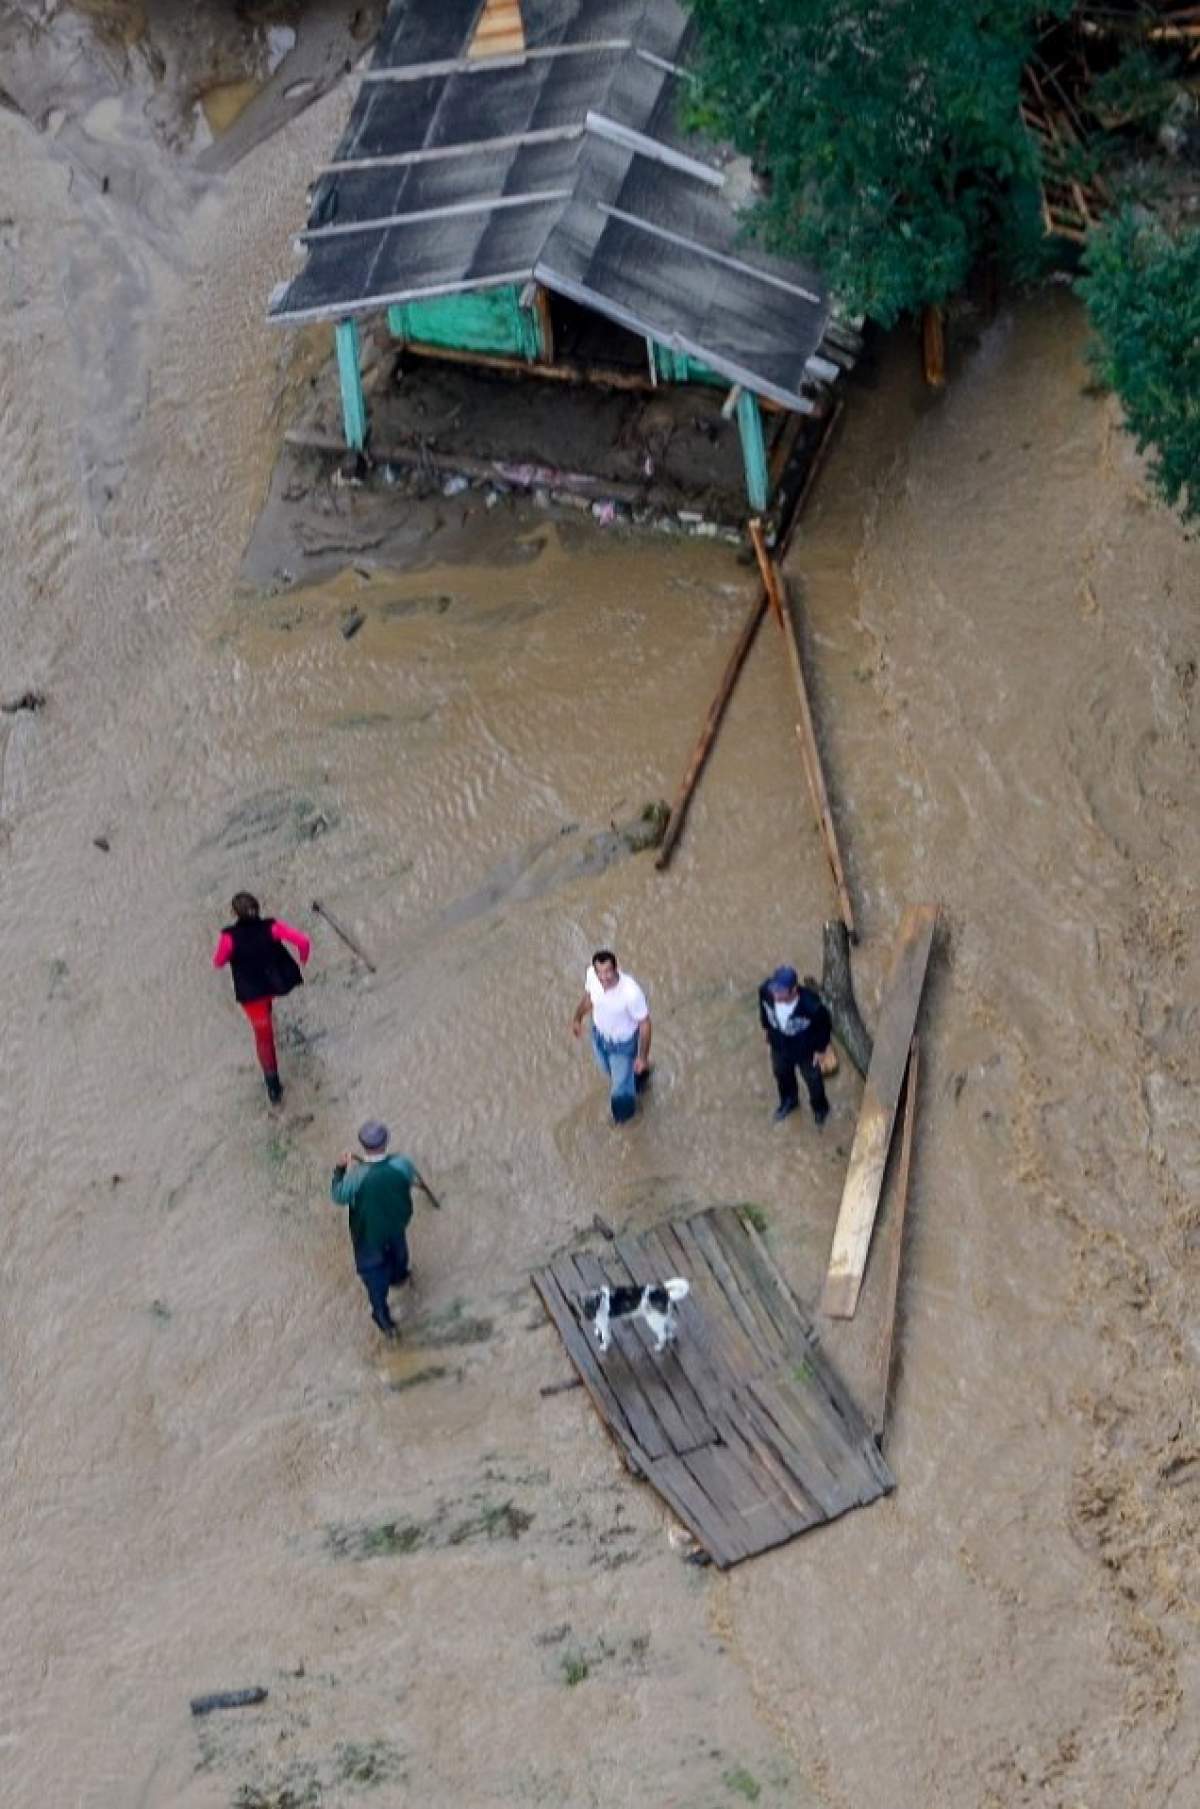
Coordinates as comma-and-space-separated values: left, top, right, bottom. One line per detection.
189, 1686, 268, 1717
93, 835, 110, 852
340, 609, 365, 640
1, 690, 46, 714
592, 1213, 616, 1240
442, 474, 469, 497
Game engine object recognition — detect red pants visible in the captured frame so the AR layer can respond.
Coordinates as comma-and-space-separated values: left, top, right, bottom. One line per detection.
241, 997, 278, 1076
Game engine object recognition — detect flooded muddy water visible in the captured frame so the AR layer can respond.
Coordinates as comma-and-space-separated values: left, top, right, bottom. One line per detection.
3, 16, 1200, 1808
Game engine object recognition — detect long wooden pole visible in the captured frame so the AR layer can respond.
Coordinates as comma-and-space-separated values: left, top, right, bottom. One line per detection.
654, 402, 843, 873
865, 1036, 919, 1441
655, 589, 770, 870
312, 897, 377, 973
748, 518, 856, 939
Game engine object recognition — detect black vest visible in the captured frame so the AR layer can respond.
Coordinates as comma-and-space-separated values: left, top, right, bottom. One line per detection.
224, 916, 303, 1004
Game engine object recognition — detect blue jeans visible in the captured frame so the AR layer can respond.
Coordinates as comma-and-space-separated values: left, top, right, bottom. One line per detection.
356, 1238, 410, 1332
591, 1028, 639, 1123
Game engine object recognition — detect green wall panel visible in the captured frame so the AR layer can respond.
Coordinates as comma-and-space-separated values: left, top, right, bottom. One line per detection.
388, 287, 542, 360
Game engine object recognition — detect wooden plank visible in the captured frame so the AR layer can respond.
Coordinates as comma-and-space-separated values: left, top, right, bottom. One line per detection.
531, 1267, 652, 1471
681, 1444, 792, 1555
865, 1037, 920, 1440
822, 904, 938, 1318
612, 1235, 719, 1450
715, 1410, 827, 1532
664, 1220, 768, 1380
749, 519, 856, 938
688, 1211, 791, 1367
746, 1374, 883, 1516
737, 1215, 891, 1488
647, 1453, 751, 1568
550, 1255, 670, 1460
707, 1209, 812, 1354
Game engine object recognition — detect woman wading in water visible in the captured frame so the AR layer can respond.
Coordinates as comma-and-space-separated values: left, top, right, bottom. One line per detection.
212, 892, 311, 1103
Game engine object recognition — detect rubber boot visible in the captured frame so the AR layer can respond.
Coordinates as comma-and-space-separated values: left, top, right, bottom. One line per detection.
265, 1072, 283, 1105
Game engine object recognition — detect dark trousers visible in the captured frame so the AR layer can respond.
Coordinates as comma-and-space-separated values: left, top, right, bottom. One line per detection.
770, 1042, 828, 1117
356, 1238, 410, 1332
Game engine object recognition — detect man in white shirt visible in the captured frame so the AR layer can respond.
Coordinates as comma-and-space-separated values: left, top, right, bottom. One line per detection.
571, 948, 652, 1124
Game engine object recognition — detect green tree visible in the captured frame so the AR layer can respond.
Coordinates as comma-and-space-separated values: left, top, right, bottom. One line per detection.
687, 0, 1067, 324
1079, 209, 1200, 525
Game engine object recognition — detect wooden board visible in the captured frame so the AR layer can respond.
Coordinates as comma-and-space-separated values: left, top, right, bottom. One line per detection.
532, 1207, 894, 1566
822, 905, 938, 1319
865, 1037, 920, 1439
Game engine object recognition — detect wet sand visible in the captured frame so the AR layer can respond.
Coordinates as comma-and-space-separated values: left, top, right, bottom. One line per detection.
3, 15, 1200, 1809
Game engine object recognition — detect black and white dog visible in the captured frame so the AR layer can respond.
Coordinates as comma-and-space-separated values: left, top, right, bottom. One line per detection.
580, 1279, 690, 1354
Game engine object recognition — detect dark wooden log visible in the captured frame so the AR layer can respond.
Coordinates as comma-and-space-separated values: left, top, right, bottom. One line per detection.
819, 918, 873, 1078
189, 1687, 268, 1717
655, 590, 770, 871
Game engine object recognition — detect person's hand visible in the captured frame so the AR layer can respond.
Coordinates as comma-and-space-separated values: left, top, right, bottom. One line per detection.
633, 1056, 647, 1076
338, 1150, 352, 1169
571, 1018, 583, 1039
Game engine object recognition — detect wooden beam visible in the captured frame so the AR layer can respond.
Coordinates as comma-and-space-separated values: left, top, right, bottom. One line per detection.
822, 906, 938, 1320
749, 519, 855, 939
398, 337, 659, 391
921, 305, 946, 389
655, 590, 770, 871
865, 1036, 919, 1440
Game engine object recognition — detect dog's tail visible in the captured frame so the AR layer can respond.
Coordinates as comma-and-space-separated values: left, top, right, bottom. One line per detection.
665, 1278, 690, 1303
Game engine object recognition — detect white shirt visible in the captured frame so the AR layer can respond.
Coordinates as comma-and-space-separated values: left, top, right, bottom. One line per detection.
585, 965, 649, 1043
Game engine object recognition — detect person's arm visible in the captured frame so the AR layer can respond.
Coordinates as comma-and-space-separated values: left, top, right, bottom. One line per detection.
634, 1014, 652, 1074
757, 983, 771, 1038
212, 931, 234, 969
330, 1155, 356, 1205
272, 919, 311, 964
570, 991, 593, 1038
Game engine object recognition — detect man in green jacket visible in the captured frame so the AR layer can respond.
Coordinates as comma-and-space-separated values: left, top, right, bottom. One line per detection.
330, 1120, 417, 1339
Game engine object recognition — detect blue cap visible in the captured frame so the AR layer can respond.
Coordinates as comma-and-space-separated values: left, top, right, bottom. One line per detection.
768, 965, 799, 992
358, 1119, 390, 1152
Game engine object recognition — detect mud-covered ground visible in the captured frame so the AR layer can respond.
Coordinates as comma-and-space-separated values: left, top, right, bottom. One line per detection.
3, 8, 1200, 1809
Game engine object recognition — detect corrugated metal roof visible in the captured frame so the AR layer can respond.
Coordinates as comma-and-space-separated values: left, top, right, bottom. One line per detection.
268, 0, 849, 412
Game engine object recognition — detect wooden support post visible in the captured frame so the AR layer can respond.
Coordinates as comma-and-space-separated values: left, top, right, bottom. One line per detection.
655, 590, 770, 871
736, 388, 769, 512
822, 906, 938, 1320
865, 1037, 919, 1440
534, 285, 555, 364
921, 305, 946, 389
386, 304, 406, 342
749, 519, 855, 939
335, 316, 367, 451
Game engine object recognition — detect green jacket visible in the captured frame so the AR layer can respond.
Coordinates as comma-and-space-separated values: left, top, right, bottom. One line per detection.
331, 1155, 416, 1263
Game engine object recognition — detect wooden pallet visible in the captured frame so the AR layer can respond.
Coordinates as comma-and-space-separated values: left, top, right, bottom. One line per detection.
1021, 69, 1110, 242
531, 1207, 893, 1567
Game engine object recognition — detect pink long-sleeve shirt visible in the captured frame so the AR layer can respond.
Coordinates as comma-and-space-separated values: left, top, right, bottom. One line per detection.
212, 919, 311, 969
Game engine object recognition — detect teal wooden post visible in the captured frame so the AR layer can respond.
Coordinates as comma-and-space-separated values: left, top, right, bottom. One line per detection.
736, 388, 768, 512
335, 317, 367, 451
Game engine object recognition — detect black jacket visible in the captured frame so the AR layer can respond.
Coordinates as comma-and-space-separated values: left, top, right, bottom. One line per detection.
758, 981, 831, 1063
224, 916, 303, 1005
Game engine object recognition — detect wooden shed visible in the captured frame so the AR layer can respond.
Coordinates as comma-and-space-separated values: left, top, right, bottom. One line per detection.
268, 0, 858, 510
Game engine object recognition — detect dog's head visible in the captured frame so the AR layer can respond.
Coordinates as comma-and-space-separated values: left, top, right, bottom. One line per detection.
579, 1290, 605, 1324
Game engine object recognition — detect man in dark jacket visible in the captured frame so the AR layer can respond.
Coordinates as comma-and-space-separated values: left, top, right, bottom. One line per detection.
330, 1120, 417, 1338
758, 966, 833, 1126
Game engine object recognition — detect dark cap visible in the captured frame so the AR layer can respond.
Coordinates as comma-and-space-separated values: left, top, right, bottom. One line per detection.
768, 965, 799, 993
358, 1119, 390, 1152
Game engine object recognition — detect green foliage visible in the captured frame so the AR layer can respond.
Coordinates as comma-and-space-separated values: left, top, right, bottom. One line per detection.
687, 0, 1069, 324
1087, 44, 1181, 128
1079, 209, 1200, 524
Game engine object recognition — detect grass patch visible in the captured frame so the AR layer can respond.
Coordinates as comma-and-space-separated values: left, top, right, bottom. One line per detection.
409, 1298, 493, 1347
447, 1500, 533, 1546
724, 1768, 761, 1802
326, 1519, 425, 1561
792, 1359, 815, 1386
562, 1653, 590, 1687
334, 1739, 404, 1786
233, 1775, 319, 1809
739, 1204, 769, 1235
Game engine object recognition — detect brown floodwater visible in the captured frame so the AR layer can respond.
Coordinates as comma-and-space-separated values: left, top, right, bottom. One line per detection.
2, 22, 1200, 1809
